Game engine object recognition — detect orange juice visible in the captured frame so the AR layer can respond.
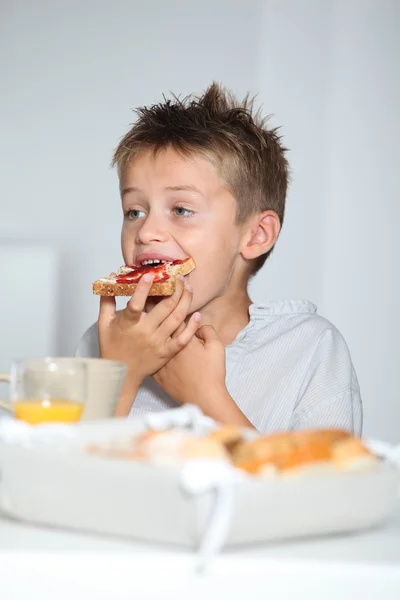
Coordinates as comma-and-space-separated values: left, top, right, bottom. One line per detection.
14, 399, 84, 424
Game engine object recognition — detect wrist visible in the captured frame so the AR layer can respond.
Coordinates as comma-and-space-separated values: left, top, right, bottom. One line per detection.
197, 387, 254, 428
115, 371, 143, 417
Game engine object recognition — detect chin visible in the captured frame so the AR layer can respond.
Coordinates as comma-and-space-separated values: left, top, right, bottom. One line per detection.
190, 294, 214, 313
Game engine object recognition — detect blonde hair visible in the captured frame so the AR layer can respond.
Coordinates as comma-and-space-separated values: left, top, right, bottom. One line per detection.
112, 82, 290, 273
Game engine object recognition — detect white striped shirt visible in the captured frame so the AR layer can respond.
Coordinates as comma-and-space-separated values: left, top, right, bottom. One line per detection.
76, 300, 362, 435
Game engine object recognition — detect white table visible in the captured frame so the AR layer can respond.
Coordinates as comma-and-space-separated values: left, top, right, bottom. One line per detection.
0, 508, 399, 600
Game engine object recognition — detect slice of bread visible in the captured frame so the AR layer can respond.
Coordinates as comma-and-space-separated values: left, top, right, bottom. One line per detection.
230, 429, 377, 475
92, 257, 195, 297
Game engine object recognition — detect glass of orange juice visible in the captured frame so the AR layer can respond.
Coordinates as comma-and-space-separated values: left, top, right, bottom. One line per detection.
0, 358, 87, 425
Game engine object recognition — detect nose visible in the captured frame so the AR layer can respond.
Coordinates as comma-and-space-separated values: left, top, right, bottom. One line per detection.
136, 210, 168, 245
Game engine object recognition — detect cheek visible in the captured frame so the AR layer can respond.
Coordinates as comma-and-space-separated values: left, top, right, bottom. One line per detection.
121, 226, 135, 258
188, 240, 238, 307
189, 268, 231, 312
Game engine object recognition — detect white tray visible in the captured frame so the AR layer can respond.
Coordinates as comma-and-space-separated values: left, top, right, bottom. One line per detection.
0, 414, 399, 551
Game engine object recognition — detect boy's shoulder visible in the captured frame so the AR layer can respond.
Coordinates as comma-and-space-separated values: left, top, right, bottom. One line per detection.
241, 300, 351, 376
250, 299, 318, 318
248, 300, 346, 345
75, 320, 100, 358
250, 300, 328, 327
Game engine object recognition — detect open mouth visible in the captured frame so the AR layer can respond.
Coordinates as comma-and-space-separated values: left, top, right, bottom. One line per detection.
140, 259, 170, 266
135, 254, 186, 267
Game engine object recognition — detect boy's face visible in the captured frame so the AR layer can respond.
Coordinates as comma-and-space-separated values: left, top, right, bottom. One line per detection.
119, 148, 247, 313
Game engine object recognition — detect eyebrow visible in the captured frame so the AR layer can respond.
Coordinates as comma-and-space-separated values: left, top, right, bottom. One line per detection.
121, 185, 203, 197
165, 185, 203, 195
121, 186, 141, 197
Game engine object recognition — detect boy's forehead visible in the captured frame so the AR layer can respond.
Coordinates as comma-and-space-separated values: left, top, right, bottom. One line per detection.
119, 147, 223, 193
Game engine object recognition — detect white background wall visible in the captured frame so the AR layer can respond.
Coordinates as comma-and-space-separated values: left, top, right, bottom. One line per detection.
1, 0, 398, 441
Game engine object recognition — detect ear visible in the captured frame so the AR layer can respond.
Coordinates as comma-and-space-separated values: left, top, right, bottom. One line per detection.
240, 211, 281, 260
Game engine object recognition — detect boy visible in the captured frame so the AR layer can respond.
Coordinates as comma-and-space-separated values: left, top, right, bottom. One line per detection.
76, 83, 362, 434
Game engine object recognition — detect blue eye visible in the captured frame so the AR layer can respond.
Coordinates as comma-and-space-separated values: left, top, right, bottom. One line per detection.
126, 209, 146, 219
173, 206, 194, 218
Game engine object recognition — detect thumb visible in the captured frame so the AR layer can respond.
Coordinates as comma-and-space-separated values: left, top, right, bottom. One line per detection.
98, 295, 116, 328
195, 325, 220, 345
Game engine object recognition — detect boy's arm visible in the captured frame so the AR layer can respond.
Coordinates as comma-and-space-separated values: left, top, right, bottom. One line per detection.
75, 321, 100, 358
152, 325, 254, 428
289, 328, 363, 435
114, 374, 142, 417
290, 389, 362, 435
75, 328, 142, 415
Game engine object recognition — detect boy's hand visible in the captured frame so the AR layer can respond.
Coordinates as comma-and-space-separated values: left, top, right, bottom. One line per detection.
153, 325, 226, 407
152, 326, 253, 427
98, 275, 201, 389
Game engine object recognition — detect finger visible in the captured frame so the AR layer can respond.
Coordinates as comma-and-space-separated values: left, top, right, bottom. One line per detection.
98, 295, 116, 327
147, 275, 186, 329
156, 282, 194, 339
195, 325, 220, 344
125, 273, 154, 321
168, 312, 202, 353
171, 322, 186, 339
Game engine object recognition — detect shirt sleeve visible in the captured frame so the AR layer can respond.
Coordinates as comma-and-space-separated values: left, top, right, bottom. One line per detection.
74, 321, 100, 358
289, 327, 363, 436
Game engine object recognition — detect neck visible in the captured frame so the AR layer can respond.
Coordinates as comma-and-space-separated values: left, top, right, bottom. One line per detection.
199, 279, 252, 346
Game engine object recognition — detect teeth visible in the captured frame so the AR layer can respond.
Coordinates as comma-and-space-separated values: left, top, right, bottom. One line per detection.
141, 259, 168, 266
